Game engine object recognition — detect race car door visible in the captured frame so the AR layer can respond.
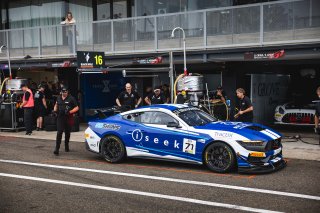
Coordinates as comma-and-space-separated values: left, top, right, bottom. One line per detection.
135, 111, 202, 163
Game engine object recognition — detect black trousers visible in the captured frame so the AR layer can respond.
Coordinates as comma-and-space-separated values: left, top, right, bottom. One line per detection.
55, 116, 71, 150
24, 107, 33, 133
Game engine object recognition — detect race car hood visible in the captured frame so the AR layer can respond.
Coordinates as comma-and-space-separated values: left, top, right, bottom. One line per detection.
193, 121, 281, 141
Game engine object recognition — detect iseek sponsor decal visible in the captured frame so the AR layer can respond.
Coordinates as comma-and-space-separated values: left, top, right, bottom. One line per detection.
130, 129, 197, 155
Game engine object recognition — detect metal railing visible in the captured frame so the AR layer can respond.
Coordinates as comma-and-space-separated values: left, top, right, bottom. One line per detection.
0, 0, 319, 60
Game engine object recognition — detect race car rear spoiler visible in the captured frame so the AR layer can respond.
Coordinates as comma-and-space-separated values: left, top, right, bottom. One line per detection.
86, 106, 131, 119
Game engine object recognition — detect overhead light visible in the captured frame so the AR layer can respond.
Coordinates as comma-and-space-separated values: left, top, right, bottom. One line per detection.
157, 1, 163, 5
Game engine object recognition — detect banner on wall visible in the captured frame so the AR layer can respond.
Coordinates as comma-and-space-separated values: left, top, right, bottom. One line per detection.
80, 73, 125, 121
251, 74, 290, 124
132, 57, 163, 65
244, 50, 285, 60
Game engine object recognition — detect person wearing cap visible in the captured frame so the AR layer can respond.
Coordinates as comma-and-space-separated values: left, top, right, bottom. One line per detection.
20, 84, 34, 135
53, 87, 79, 155
116, 83, 142, 110
234, 88, 253, 122
34, 84, 47, 131
144, 86, 167, 105
211, 86, 226, 103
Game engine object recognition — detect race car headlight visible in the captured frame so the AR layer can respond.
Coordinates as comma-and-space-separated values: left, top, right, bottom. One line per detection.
236, 140, 266, 152
278, 107, 285, 114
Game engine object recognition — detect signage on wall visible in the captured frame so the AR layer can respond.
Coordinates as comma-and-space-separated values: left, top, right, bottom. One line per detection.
244, 50, 285, 60
49, 61, 75, 68
132, 56, 163, 65
77, 51, 105, 69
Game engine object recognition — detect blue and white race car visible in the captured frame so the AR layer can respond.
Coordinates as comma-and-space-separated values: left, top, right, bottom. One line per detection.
85, 104, 286, 173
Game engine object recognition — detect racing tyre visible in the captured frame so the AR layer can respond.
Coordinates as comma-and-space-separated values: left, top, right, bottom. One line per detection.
204, 142, 235, 173
100, 135, 126, 163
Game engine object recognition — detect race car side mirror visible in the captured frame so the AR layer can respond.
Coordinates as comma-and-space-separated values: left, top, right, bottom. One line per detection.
167, 122, 181, 128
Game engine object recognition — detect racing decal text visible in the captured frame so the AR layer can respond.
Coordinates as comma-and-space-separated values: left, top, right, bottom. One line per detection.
95, 123, 121, 131
131, 129, 181, 149
214, 132, 233, 138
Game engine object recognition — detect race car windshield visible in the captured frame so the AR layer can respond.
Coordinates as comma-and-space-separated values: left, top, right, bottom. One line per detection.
177, 109, 216, 126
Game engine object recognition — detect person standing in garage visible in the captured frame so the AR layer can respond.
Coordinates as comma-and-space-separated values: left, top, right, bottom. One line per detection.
53, 87, 79, 155
116, 83, 142, 111
34, 84, 47, 131
20, 84, 34, 135
234, 88, 254, 122
314, 87, 320, 140
144, 86, 167, 105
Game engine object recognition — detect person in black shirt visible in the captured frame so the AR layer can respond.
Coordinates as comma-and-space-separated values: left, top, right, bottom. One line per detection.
34, 84, 47, 131
175, 89, 188, 104
234, 88, 253, 122
211, 86, 226, 103
144, 86, 153, 105
116, 83, 142, 110
53, 87, 79, 155
144, 86, 167, 105
314, 86, 320, 135
162, 84, 170, 103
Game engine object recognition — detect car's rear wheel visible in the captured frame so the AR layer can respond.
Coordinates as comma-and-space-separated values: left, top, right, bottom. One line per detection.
204, 142, 236, 173
100, 135, 126, 163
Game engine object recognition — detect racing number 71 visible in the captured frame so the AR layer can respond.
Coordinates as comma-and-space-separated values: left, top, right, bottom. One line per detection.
186, 142, 194, 151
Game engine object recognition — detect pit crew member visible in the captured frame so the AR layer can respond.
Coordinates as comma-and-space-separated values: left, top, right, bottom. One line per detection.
116, 83, 142, 110
144, 86, 167, 105
53, 87, 79, 155
234, 88, 253, 122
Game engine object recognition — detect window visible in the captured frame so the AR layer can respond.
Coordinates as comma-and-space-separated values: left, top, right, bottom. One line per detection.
113, 0, 127, 19
175, 109, 216, 126
97, 0, 111, 20
124, 111, 177, 125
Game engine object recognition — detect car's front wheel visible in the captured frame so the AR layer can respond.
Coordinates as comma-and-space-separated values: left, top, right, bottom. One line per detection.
100, 135, 126, 163
204, 142, 236, 173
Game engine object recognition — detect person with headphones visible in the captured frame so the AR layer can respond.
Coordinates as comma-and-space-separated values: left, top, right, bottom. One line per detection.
234, 88, 253, 122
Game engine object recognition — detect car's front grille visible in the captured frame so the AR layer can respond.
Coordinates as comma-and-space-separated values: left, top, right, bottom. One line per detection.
282, 113, 314, 124
247, 156, 266, 166
265, 138, 281, 151
247, 152, 282, 166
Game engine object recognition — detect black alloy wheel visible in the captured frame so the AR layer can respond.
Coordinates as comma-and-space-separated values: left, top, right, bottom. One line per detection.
204, 142, 236, 173
101, 135, 126, 163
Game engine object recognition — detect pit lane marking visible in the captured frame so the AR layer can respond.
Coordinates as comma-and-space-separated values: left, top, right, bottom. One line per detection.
0, 159, 319, 201
40, 159, 256, 179
0, 172, 282, 213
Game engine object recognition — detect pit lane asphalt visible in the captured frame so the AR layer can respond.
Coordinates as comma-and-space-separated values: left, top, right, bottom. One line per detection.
0, 136, 319, 213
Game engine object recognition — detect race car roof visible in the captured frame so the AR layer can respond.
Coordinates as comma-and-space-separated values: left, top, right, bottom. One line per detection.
139, 104, 189, 111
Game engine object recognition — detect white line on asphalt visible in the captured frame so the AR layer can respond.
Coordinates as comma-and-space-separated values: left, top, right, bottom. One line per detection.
0, 159, 319, 201
0, 172, 282, 213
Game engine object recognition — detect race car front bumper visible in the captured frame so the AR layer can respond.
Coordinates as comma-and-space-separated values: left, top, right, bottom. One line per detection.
238, 158, 287, 174
237, 150, 287, 174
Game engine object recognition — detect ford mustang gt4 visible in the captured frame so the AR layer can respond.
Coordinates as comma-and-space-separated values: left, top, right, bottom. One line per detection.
85, 104, 286, 173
